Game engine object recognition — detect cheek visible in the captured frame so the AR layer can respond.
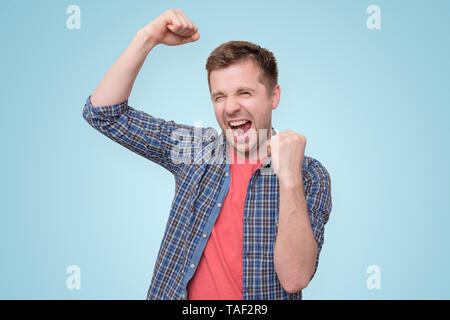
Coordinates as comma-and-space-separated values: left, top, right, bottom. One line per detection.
248, 100, 271, 125
213, 105, 224, 124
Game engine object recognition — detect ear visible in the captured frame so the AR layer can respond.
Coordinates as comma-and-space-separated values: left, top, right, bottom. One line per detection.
271, 85, 281, 111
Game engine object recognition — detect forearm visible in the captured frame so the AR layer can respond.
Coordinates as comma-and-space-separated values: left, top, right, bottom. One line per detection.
90, 29, 157, 107
274, 178, 317, 293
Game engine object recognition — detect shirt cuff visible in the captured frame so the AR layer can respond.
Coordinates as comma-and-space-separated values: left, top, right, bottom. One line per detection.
85, 95, 129, 121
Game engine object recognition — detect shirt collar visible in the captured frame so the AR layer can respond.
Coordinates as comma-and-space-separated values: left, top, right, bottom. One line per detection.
262, 127, 277, 167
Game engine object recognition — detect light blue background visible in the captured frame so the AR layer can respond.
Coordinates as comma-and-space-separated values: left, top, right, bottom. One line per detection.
0, 0, 449, 299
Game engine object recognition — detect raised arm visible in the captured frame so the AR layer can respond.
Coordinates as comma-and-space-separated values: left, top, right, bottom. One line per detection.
83, 10, 202, 175
90, 9, 200, 107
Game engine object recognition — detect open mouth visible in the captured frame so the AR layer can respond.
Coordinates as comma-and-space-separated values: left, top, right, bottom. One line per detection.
228, 120, 252, 138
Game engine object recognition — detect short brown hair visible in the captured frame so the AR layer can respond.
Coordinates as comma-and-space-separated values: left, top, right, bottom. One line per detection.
205, 41, 278, 95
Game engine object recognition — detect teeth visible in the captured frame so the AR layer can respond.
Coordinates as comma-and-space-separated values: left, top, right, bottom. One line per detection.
229, 120, 249, 127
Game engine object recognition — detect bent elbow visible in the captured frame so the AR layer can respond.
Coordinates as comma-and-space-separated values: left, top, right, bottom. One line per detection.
281, 278, 310, 294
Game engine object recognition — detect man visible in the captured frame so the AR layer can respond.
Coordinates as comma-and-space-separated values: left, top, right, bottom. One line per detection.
83, 9, 332, 300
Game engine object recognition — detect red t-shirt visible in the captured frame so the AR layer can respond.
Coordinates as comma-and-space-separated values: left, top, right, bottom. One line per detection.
187, 148, 264, 300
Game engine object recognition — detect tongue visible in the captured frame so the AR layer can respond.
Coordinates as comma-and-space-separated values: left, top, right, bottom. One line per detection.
237, 121, 252, 133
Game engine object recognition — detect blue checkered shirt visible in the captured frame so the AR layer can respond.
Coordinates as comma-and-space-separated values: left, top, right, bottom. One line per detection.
82, 95, 332, 300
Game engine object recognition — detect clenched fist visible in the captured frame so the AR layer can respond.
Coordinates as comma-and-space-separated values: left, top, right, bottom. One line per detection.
267, 130, 307, 186
141, 9, 200, 46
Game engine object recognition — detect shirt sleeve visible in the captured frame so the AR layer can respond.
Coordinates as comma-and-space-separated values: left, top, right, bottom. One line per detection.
82, 95, 197, 176
303, 158, 332, 281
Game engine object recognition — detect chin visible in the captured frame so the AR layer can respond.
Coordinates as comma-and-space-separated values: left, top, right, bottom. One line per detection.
231, 140, 259, 157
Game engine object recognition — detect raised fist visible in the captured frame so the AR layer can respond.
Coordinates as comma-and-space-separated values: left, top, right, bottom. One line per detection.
141, 9, 200, 46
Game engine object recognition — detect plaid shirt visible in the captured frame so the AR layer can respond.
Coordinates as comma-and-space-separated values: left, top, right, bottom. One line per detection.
82, 95, 332, 300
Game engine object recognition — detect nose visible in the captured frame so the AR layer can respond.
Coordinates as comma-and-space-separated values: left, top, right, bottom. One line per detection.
224, 96, 241, 115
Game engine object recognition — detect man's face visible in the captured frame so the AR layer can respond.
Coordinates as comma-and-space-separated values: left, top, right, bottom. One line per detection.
209, 59, 280, 159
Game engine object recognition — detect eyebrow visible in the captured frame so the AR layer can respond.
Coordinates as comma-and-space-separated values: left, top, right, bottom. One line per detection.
211, 87, 255, 99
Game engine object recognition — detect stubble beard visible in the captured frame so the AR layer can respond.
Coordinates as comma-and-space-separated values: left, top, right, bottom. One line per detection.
225, 127, 271, 163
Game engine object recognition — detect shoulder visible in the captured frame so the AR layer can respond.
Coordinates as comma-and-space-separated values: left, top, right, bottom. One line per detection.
302, 156, 333, 219
302, 155, 331, 185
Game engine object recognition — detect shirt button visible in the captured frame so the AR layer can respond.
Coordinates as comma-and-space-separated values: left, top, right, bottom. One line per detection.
225, 172, 229, 177
181, 294, 185, 299
190, 264, 195, 268
202, 233, 207, 238
217, 203, 222, 208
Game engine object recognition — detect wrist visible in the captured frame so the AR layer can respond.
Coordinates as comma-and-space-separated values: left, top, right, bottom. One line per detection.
278, 173, 303, 190
137, 27, 159, 49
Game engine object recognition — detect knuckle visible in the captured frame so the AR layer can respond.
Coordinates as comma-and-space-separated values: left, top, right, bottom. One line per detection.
298, 134, 306, 142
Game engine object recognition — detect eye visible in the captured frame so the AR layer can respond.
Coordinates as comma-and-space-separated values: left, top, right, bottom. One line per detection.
240, 91, 251, 97
214, 96, 224, 102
